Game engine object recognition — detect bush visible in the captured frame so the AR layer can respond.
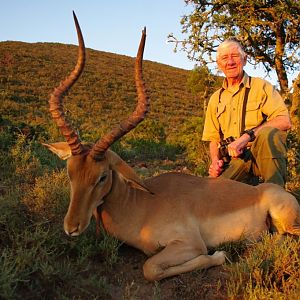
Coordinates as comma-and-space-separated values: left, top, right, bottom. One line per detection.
9, 134, 43, 184
126, 119, 167, 143
22, 169, 69, 221
226, 233, 300, 299
286, 130, 300, 198
0, 178, 119, 299
175, 116, 210, 174
113, 138, 183, 162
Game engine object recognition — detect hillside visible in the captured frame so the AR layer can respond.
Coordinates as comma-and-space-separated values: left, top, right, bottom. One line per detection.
1, 40, 299, 183
0, 41, 200, 143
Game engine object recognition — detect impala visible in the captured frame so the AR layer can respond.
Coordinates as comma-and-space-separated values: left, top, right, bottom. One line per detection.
44, 12, 300, 281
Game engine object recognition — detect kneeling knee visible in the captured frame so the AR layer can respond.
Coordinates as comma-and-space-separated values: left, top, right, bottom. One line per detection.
256, 127, 287, 142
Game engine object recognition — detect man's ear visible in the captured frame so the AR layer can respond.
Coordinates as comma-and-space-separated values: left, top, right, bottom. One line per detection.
242, 53, 247, 66
42, 142, 72, 160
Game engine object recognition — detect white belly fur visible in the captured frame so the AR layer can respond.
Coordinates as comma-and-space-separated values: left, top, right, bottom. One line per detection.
199, 206, 268, 247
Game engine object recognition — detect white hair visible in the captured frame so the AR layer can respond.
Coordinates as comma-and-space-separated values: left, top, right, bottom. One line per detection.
217, 39, 246, 60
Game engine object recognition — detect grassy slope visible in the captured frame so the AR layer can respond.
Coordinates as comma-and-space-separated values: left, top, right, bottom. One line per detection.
0, 41, 200, 141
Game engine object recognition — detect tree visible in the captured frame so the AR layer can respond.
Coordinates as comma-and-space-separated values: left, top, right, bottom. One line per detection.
187, 66, 222, 113
169, 0, 300, 96
290, 73, 300, 131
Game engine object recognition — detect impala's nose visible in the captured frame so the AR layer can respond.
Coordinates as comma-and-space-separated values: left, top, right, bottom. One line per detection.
64, 221, 80, 237
65, 226, 80, 237
64, 213, 90, 236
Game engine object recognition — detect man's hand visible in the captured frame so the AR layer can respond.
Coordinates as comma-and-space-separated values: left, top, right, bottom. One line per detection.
209, 159, 224, 177
227, 134, 250, 158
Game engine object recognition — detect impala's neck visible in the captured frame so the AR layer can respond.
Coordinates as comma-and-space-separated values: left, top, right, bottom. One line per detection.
99, 171, 147, 242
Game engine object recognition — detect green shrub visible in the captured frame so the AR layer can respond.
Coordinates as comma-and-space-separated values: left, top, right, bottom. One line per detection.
0, 250, 19, 299
0, 190, 32, 245
226, 233, 300, 299
114, 138, 182, 162
0, 222, 112, 299
22, 169, 69, 221
0, 131, 14, 181
175, 116, 210, 174
126, 119, 167, 143
3, 132, 64, 186
287, 130, 300, 197
9, 134, 43, 183
0, 188, 118, 299
0, 129, 15, 151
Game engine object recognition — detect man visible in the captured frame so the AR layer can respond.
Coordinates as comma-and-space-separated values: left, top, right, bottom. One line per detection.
202, 38, 292, 187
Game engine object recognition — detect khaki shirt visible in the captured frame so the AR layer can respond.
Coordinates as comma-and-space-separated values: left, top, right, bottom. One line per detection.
202, 72, 289, 141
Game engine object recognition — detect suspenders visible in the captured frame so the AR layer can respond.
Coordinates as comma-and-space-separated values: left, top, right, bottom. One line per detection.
218, 77, 251, 139
240, 77, 251, 134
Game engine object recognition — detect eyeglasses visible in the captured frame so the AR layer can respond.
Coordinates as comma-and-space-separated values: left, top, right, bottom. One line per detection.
218, 54, 242, 63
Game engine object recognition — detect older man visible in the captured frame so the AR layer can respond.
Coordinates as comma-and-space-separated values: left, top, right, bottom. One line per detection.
202, 38, 291, 187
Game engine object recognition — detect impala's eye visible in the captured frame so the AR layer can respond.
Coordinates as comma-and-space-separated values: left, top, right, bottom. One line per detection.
98, 174, 107, 184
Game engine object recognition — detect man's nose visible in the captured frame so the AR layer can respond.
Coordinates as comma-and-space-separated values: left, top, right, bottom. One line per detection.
227, 56, 235, 64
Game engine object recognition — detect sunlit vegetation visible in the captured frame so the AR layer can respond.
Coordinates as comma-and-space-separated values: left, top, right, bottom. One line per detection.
0, 41, 299, 298
226, 234, 300, 299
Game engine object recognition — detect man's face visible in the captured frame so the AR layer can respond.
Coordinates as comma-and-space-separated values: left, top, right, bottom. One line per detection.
217, 44, 247, 80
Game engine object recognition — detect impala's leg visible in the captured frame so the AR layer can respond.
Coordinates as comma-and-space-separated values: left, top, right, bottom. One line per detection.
268, 189, 300, 236
142, 239, 226, 281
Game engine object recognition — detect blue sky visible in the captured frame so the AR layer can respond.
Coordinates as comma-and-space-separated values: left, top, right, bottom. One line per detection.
0, 1, 195, 69
1, 1, 297, 86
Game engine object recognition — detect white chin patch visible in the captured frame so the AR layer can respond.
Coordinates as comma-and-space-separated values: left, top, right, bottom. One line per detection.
64, 229, 80, 237
70, 231, 80, 237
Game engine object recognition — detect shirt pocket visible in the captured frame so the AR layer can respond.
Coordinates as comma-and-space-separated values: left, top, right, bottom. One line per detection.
245, 101, 261, 128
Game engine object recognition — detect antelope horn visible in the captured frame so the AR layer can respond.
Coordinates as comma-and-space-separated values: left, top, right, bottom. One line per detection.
90, 27, 149, 161
49, 11, 85, 155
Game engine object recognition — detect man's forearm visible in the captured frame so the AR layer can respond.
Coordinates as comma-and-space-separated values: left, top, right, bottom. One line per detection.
253, 115, 292, 136
209, 141, 221, 162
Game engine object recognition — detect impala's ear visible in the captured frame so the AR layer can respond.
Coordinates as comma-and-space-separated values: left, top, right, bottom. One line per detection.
106, 150, 153, 194
42, 142, 72, 160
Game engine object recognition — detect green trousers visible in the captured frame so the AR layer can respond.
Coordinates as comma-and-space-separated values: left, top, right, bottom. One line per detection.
219, 127, 288, 187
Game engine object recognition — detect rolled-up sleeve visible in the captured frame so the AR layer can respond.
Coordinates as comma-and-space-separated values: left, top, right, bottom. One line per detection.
261, 82, 289, 121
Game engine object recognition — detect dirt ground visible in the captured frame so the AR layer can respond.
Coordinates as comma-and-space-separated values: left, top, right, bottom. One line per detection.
100, 244, 230, 300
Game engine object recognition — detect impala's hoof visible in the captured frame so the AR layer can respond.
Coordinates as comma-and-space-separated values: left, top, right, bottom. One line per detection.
212, 250, 226, 265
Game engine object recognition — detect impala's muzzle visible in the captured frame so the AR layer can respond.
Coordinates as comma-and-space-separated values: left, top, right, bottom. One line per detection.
64, 225, 80, 237
64, 212, 91, 237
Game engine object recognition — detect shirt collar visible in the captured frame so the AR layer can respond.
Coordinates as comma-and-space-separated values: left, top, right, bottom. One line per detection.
222, 72, 249, 90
